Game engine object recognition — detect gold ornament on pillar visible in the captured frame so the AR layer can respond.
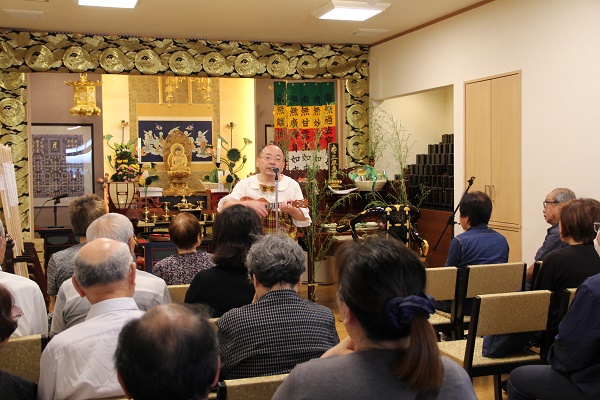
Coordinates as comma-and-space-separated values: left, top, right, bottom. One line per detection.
64, 73, 102, 116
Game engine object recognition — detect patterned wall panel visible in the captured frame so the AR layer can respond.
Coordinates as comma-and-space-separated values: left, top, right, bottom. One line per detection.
0, 72, 30, 238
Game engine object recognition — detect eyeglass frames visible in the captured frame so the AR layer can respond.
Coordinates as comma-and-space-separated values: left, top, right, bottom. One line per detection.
542, 201, 560, 208
11, 306, 23, 321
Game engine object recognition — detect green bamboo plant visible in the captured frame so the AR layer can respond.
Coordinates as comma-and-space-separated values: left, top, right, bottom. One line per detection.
296, 128, 359, 302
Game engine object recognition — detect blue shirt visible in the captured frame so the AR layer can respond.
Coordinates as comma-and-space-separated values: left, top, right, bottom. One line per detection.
445, 224, 509, 268
534, 224, 567, 261
548, 273, 600, 399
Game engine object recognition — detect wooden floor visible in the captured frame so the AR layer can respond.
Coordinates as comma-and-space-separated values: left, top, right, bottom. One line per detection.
299, 283, 506, 400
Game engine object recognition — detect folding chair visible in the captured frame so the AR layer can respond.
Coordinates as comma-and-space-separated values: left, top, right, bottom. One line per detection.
438, 290, 552, 400
426, 267, 460, 339
0, 334, 43, 383
455, 262, 526, 338
216, 374, 288, 400
167, 284, 190, 304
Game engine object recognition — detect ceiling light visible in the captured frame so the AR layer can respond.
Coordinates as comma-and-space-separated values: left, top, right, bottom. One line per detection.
78, 0, 139, 9
312, 1, 390, 22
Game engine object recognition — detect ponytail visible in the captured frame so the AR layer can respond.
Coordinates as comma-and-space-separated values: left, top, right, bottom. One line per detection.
392, 315, 443, 394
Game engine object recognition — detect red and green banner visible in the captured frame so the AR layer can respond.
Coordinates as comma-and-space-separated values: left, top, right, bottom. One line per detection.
273, 81, 336, 151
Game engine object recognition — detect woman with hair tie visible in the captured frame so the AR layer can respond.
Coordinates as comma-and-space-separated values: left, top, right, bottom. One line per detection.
273, 236, 476, 400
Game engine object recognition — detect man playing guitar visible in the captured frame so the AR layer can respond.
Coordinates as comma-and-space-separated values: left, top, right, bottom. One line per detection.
217, 144, 311, 237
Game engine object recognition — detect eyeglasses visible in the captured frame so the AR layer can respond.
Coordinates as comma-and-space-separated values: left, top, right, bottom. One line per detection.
594, 222, 600, 233
11, 306, 23, 321
259, 155, 283, 162
543, 201, 560, 208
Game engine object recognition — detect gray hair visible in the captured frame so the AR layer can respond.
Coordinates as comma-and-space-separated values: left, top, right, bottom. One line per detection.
246, 234, 306, 287
74, 239, 132, 288
87, 213, 134, 244
551, 188, 576, 203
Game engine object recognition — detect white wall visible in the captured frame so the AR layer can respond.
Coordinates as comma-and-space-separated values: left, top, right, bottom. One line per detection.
370, 0, 600, 261
376, 86, 453, 177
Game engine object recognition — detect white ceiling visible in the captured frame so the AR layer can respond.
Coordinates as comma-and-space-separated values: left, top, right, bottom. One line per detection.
0, 0, 488, 46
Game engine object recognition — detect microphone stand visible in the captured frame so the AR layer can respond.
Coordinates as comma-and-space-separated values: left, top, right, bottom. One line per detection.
50, 197, 64, 228
433, 176, 475, 251
274, 168, 280, 235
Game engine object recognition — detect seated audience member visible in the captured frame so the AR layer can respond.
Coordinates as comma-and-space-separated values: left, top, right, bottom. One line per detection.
489, 198, 600, 359
534, 198, 600, 293
152, 212, 214, 285
273, 237, 477, 400
38, 239, 144, 400
446, 191, 509, 269
186, 204, 262, 317
217, 234, 339, 379
0, 220, 47, 337
115, 303, 219, 400
50, 213, 169, 337
508, 271, 600, 400
437, 191, 509, 313
525, 188, 576, 287
0, 284, 37, 400
46, 194, 106, 309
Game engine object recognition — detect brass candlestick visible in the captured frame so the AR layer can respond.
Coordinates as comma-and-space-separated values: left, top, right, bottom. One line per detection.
162, 202, 171, 221
143, 205, 150, 222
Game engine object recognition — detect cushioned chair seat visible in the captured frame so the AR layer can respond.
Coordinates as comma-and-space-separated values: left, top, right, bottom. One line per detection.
439, 337, 542, 367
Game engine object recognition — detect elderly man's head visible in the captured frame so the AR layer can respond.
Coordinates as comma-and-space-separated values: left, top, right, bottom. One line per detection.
87, 213, 135, 252
72, 238, 135, 302
543, 188, 576, 226
115, 304, 219, 400
246, 234, 306, 288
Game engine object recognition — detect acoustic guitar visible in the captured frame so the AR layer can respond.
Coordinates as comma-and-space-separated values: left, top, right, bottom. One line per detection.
240, 196, 308, 210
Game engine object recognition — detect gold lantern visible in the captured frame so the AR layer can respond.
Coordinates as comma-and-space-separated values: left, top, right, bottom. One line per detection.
64, 73, 102, 116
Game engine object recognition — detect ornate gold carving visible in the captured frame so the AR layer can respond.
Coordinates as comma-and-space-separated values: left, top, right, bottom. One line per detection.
0, 72, 26, 90
62, 46, 95, 72
135, 49, 163, 74
345, 78, 368, 98
25, 45, 54, 71
347, 104, 367, 129
0, 29, 369, 80
163, 128, 193, 196
0, 98, 26, 126
0, 41, 17, 69
327, 56, 350, 78
267, 54, 289, 79
296, 55, 319, 78
169, 51, 194, 75
64, 73, 102, 116
202, 52, 227, 76
100, 48, 132, 73
234, 53, 259, 77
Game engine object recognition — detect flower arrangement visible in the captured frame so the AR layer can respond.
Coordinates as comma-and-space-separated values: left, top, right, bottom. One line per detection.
204, 122, 252, 189
104, 120, 158, 184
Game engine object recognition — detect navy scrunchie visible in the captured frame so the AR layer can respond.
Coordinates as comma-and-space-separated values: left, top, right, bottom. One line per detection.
383, 292, 436, 335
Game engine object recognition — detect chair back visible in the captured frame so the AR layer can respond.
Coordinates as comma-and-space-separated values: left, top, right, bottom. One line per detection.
216, 374, 288, 400
473, 290, 552, 337
168, 284, 190, 304
465, 262, 526, 299
531, 261, 542, 286
0, 334, 43, 383
426, 267, 458, 301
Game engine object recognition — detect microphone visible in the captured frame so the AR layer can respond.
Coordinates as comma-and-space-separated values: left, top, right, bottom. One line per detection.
52, 194, 69, 201
271, 167, 280, 174
468, 176, 476, 185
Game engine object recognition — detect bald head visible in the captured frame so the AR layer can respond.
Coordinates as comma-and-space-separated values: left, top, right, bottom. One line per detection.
87, 213, 135, 245
115, 303, 218, 400
74, 238, 133, 289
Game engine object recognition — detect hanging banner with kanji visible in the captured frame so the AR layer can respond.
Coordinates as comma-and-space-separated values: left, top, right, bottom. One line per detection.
273, 81, 336, 171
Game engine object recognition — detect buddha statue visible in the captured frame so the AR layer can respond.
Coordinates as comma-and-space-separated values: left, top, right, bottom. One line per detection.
163, 128, 193, 196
